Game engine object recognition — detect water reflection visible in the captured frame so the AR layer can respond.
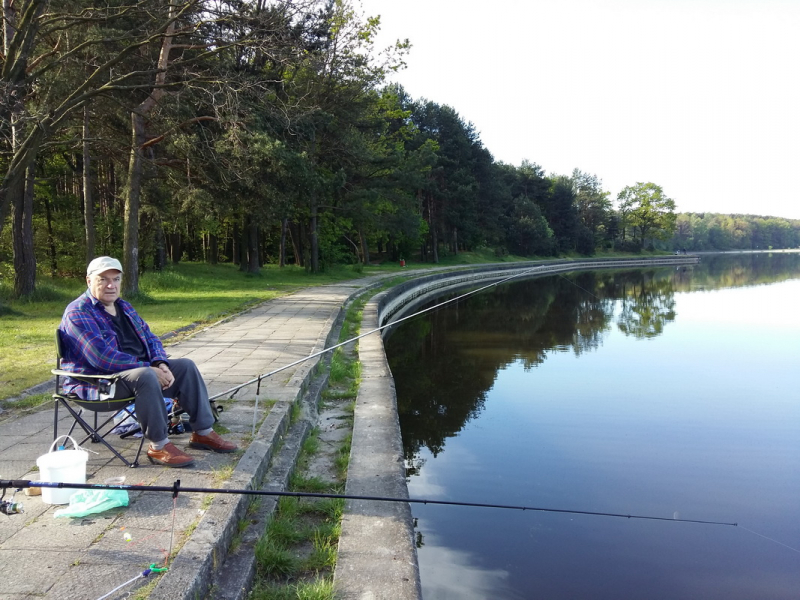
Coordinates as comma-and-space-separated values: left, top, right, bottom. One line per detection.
387, 254, 800, 463
416, 534, 518, 600
385, 252, 800, 599
614, 273, 676, 339
388, 268, 680, 462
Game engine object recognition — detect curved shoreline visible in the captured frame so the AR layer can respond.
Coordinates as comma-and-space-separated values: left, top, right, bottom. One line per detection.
334, 255, 698, 599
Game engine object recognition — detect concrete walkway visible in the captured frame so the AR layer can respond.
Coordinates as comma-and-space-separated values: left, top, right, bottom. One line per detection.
0, 256, 699, 600
0, 277, 380, 600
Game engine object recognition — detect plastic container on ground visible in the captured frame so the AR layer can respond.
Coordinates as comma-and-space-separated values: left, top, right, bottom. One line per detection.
36, 436, 88, 505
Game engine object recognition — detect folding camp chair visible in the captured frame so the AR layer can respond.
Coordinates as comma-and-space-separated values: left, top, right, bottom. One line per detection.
52, 330, 146, 468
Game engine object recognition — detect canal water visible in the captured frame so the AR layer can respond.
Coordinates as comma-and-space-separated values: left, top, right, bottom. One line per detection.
384, 253, 800, 600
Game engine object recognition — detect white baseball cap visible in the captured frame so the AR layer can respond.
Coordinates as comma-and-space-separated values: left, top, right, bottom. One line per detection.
86, 256, 123, 277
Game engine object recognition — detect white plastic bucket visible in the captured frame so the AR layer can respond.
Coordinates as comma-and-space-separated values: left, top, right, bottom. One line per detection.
36, 436, 89, 505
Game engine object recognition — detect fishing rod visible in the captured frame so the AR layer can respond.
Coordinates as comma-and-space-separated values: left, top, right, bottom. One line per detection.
0, 479, 737, 527
213, 262, 566, 433
212, 262, 562, 403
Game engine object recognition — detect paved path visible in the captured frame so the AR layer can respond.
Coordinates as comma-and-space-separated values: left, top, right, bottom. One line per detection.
1, 257, 697, 599
0, 278, 379, 600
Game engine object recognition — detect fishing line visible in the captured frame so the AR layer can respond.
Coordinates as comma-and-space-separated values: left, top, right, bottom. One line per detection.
211, 263, 562, 403
556, 273, 604, 301
95, 564, 167, 600
0, 479, 736, 527
738, 525, 800, 554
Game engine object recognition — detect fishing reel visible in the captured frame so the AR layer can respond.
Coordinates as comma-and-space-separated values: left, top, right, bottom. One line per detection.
0, 488, 23, 515
0, 500, 23, 515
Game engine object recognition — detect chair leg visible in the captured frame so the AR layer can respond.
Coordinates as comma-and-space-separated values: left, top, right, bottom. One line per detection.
56, 397, 139, 468
87, 412, 100, 443
53, 397, 61, 440
131, 436, 146, 468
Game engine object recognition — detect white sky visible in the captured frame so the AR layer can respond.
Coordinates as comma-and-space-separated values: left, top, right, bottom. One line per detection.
358, 0, 800, 219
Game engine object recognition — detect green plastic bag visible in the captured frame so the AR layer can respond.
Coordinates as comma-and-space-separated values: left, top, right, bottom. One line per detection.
53, 489, 129, 518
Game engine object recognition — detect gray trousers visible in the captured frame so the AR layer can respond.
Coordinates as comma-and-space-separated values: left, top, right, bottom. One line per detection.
112, 358, 214, 442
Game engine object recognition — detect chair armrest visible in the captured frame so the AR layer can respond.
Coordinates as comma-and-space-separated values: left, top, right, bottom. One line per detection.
52, 369, 120, 381
52, 370, 121, 396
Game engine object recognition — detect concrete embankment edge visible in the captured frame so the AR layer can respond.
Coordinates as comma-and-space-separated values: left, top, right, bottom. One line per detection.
333, 255, 698, 599
149, 293, 348, 600
143, 256, 695, 599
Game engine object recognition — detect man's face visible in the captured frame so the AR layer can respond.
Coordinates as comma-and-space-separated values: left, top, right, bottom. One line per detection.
87, 269, 122, 307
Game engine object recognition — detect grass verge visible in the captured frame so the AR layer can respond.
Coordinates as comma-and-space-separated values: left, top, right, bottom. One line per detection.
249, 287, 374, 599
0, 261, 371, 400
1, 251, 653, 400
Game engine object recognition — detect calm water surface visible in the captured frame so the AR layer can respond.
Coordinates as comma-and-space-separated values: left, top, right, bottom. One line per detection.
385, 253, 800, 600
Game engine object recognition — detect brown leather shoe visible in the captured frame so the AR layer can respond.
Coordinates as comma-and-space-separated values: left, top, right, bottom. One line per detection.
189, 431, 237, 453
147, 442, 195, 467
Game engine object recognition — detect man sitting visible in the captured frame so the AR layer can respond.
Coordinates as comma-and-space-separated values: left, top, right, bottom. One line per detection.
59, 256, 236, 467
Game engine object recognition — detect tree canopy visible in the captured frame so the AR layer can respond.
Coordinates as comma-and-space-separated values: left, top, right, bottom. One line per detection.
2, 0, 797, 299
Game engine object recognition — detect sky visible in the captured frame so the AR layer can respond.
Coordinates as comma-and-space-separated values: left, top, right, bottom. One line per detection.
357, 0, 800, 220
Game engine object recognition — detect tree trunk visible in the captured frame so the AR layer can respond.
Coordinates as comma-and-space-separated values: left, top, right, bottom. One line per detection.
430, 195, 439, 264
360, 228, 369, 264
279, 217, 287, 268
208, 233, 218, 264
288, 221, 303, 266
238, 222, 248, 271
153, 217, 166, 270
122, 7, 176, 294
83, 104, 95, 263
12, 164, 36, 297
232, 220, 240, 266
43, 191, 57, 276
246, 217, 259, 273
309, 203, 319, 273
123, 111, 145, 295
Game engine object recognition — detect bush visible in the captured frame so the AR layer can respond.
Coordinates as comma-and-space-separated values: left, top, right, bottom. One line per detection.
575, 226, 595, 256
615, 239, 643, 253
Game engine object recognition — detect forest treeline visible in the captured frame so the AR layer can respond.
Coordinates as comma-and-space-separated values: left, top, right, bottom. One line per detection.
670, 213, 800, 252
2, 1, 798, 299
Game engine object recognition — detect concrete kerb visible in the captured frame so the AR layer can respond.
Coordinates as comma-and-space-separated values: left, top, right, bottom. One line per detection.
150, 257, 700, 600
332, 255, 700, 599
2, 258, 699, 599
149, 279, 372, 600
334, 293, 421, 599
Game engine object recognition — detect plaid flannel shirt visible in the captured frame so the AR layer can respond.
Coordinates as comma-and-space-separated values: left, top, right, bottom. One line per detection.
59, 290, 169, 400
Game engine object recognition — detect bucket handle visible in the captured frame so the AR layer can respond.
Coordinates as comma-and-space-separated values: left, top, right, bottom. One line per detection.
49, 435, 81, 453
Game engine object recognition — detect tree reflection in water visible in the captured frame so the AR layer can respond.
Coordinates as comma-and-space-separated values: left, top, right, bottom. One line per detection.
387, 253, 800, 470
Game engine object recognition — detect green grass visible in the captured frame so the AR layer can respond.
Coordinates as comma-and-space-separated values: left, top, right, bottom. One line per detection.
431, 245, 532, 265
334, 434, 352, 480
1, 251, 640, 400
255, 536, 300, 577
266, 514, 307, 546
328, 348, 353, 384
301, 429, 320, 456
250, 578, 335, 600
0, 261, 371, 400
0, 392, 51, 413
324, 348, 361, 401
255, 495, 344, 579
306, 529, 338, 571
253, 419, 348, 596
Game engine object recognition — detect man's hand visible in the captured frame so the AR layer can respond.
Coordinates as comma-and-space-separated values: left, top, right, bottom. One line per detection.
151, 363, 175, 390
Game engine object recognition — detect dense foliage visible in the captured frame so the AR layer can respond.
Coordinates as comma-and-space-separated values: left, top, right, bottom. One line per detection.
2, 0, 797, 298
668, 213, 800, 252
